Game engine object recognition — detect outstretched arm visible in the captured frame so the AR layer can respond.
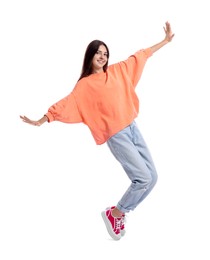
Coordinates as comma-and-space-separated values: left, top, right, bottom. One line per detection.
20, 91, 83, 126
150, 21, 175, 54
20, 115, 48, 126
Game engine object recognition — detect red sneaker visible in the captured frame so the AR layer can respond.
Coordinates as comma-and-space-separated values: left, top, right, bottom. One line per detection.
120, 213, 126, 237
101, 208, 121, 240
107, 206, 126, 236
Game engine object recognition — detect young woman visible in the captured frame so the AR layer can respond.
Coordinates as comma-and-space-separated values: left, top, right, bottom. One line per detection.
20, 21, 174, 240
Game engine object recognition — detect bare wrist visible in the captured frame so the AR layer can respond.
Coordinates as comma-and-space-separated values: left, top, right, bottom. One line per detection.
163, 38, 169, 44
39, 115, 48, 125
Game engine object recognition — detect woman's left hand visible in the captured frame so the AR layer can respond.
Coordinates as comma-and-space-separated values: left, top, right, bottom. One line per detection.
163, 21, 175, 42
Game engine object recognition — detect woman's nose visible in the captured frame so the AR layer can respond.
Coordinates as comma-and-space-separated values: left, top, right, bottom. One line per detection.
100, 53, 106, 59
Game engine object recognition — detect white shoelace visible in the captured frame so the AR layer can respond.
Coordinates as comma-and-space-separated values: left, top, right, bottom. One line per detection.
115, 217, 121, 230
121, 214, 127, 227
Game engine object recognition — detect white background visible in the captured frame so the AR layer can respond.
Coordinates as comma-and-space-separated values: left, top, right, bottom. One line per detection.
1, 0, 210, 259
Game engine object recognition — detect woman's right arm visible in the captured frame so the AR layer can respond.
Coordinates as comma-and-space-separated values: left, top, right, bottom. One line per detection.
20, 89, 83, 126
20, 115, 48, 126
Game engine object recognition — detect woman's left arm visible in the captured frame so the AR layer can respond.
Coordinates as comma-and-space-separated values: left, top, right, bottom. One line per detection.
150, 21, 175, 54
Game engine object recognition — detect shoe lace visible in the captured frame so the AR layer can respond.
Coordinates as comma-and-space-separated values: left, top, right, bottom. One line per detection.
121, 214, 127, 227
115, 217, 121, 230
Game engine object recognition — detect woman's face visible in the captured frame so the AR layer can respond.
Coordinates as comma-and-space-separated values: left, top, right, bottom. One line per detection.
92, 45, 108, 73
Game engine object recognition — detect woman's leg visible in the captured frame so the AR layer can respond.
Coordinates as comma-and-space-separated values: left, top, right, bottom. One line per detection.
130, 121, 158, 204
107, 121, 158, 213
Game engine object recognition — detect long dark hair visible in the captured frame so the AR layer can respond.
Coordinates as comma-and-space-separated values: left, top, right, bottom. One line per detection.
78, 40, 109, 81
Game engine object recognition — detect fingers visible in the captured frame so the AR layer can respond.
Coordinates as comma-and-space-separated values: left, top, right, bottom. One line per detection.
163, 26, 167, 33
170, 33, 175, 40
164, 21, 171, 33
21, 115, 30, 122
20, 115, 30, 123
20, 115, 40, 126
163, 21, 174, 41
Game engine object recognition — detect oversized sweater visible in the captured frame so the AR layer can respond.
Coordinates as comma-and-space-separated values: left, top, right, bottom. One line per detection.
45, 48, 153, 145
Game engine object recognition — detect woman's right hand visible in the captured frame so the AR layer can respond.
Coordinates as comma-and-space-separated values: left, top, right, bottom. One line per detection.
20, 115, 48, 126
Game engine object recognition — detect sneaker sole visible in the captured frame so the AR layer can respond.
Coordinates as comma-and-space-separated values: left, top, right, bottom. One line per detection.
101, 211, 121, 241
121, 229, 126, 236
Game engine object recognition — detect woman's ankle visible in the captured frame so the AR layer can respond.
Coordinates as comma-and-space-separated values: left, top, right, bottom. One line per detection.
111, 207, 123, 218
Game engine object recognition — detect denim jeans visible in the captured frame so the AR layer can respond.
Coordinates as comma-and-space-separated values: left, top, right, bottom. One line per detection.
107, 121, 158, 213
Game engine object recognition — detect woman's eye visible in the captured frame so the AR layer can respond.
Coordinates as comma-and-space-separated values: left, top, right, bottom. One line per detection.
96, 51, 107, 56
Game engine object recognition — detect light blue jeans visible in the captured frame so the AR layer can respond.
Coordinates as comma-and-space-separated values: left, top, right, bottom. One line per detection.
107, 121, 158, 213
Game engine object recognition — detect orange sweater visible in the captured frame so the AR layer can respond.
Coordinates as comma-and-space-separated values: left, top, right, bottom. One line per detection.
45, 48, 152, 144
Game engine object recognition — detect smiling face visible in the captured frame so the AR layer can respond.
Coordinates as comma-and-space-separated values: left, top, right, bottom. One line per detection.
92, 45, 108, 74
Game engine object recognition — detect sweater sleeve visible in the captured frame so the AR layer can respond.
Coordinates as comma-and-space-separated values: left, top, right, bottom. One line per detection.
45, 91, 83, 123
119, 47, 152, 88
